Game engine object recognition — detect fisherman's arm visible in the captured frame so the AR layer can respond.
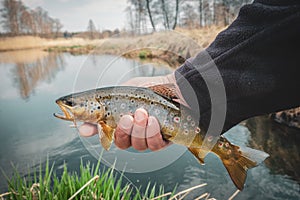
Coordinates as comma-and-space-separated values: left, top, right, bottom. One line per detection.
176, 0, 300, 134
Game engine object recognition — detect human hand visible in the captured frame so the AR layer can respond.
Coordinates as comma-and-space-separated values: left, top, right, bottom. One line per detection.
79, 73, 187, 151
79, 108, 170, 151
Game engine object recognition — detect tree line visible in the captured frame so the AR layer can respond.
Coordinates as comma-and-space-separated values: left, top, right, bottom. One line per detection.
0, 0, 253, 37
0, 0, 63, 37
126, 0, 252, 33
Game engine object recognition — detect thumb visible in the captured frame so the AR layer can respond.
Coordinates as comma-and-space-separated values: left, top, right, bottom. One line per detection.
78, 123, 98, 137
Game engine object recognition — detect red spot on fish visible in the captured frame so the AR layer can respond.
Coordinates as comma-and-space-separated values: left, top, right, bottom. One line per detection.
187, 115, 192, 121
173, 116, 180, 123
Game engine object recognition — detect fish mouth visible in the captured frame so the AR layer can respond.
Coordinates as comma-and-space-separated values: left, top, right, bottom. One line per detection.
54, 100, 74, 121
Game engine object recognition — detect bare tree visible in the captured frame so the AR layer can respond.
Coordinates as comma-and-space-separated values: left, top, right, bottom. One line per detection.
32, 7, 54, 36
126, 0, 251, 31
52, 19, 63, 38
1, 0, 63, 37
125, 6, 135, 34
126, 0, 180, 31
20, 9, 33, 34
146, 0, 156, 31
172, 0, 179, 30
215, 0, 252, 26
126, 0, 147, 34
198, 0, 203, 27
161, 0, 170, 29
182, 3, 198, 28
0, 0, 25, 35
87, 19, 96, 39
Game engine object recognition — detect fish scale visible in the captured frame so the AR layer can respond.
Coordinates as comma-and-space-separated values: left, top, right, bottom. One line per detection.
54, 84, 269, 190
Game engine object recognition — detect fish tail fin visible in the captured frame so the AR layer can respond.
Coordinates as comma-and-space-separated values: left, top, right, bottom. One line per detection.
221, 146, 269, 190
98, 121, 114, 150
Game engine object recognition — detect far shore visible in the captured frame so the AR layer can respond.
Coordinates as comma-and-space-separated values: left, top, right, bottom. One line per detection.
0, 27, 224, 56
0, 27, 225, 68
0, 35, 103, 52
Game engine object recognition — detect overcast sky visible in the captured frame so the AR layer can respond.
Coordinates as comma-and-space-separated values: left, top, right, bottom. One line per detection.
22, 0, 128, 32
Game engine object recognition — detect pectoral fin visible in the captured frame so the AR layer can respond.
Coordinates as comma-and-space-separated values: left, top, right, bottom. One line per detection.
98, 121, 115, 150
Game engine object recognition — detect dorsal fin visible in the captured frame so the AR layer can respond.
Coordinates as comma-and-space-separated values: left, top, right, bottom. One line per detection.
148, 83, 179, 101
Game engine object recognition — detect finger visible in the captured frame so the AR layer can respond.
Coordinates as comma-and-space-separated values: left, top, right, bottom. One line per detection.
114, 115, 134, 149
78, 123, 98, 137
131, 108, 148, 151
146, 116, 170, 151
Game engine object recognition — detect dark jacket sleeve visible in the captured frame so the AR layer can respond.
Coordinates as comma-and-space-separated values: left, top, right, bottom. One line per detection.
175, 0, 300, 134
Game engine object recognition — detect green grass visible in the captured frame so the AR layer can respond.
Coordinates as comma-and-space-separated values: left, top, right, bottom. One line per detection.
70, 45, 82, 49
138, 50, 149, 59
45, 45, 96, 55
1, 158, 174, 200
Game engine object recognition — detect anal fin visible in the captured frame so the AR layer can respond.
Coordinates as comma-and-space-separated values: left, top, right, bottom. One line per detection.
98, 121, 114, 150
188, 147, 206, 165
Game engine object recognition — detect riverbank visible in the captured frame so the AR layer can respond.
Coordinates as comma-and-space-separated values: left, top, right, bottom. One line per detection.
0, 36, 102, 52
0, 27, 224, 70
47, 26, 225, 68
0, 26, 224, 57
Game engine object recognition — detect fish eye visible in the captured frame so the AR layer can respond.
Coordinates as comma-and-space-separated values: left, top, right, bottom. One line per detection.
63, 99, 75, 106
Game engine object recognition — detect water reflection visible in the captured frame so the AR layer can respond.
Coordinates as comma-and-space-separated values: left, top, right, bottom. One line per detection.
0, 49, 49, 64
12, 53, 65, 99
0, 50, 173, 193
245, 116, 300, 182
0, 50, 173, 100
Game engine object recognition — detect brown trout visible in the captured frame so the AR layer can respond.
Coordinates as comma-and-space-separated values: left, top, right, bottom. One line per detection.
54, 84, 269, 190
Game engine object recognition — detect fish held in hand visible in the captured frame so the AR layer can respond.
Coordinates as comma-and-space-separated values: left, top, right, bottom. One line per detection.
54, 84, 269, 190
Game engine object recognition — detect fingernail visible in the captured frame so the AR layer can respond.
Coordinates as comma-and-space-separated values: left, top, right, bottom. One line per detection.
147, 116, 155, 127
119, 115, 133, 130
146, 116, 160, 138
135, 109, 147, 124
79, 125, 89, 133
79, 124, 95, 137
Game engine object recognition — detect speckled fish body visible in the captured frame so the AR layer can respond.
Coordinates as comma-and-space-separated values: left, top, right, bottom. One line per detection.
54, 85, 269, 190
91, 86, 201, 148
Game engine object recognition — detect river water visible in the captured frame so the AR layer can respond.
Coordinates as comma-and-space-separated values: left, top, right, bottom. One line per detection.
0, 50, 299, 199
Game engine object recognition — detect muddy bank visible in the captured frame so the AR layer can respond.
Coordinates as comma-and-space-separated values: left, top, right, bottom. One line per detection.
46, 45, 97, 55
270, 107, 300, 129
44, 28, 225, 68
44, 27, 225, 65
